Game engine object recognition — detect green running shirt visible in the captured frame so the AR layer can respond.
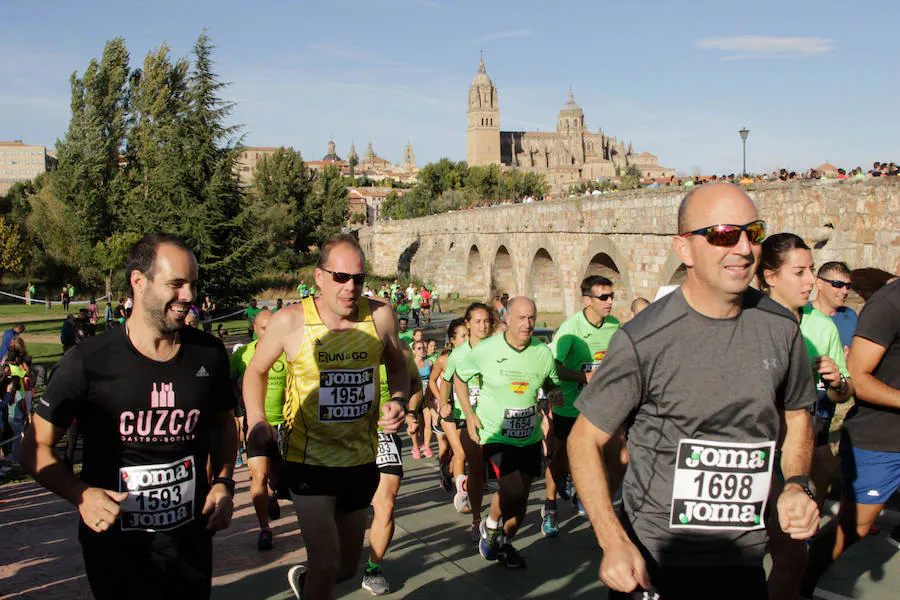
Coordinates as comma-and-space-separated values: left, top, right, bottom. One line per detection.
799, 305, 849, 418
550, 312, 620, 417
230, 339, 287, 425
443, 341, 481, 420
455, 334, 558, 447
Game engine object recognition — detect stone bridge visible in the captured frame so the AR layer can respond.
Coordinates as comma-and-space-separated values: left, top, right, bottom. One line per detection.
357, 180, 899, 319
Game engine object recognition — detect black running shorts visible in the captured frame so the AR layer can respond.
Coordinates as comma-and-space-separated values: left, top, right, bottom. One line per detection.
284, 462, 379, 512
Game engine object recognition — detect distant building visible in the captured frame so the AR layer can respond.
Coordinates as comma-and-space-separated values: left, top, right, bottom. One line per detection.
235, 146, 281, 187
0, 141, 55, 195
466, 55, 674, 192
347, 186, 400, 224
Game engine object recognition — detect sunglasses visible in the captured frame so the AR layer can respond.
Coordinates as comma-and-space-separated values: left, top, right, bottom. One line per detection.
586, 293, 614, 301
818, 276, 852, 290
318, 267, 365, 285
680, 219, 766, 247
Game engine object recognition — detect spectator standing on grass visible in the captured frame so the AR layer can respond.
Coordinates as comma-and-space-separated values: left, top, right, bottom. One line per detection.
86, 298, 99, 326
1, 324, 25, 360
105, 303, 115, 328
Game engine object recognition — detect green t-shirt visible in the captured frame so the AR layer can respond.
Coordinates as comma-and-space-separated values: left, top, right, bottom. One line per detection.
398, 330, 414, 345
443, 341, 481, 420
27, 285, 35, 294
396, 302, 410, 317
390, 284, 400, 296
297, 283, 309, 296
410, 293, 423, 310
68, 286, 75, 297
456, 334, 558, 447
550, 312, 620, 417
799, 305, 850, 418
230, 339, 287, 425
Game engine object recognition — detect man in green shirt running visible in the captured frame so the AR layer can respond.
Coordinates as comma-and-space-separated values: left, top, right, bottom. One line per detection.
397, 317, 414, 345
410, 290, 423, 327
245, 299, 263, 338
232, 309, 287, 551
541, 276, 620, 537
297, 280, 310, 299
455, 296, 558, 568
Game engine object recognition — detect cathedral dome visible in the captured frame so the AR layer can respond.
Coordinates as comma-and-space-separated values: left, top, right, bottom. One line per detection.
471, 56, 492, 87
560, 90, 583, 114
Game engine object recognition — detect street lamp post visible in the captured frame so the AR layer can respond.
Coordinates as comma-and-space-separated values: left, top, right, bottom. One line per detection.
739, 127, 750, 177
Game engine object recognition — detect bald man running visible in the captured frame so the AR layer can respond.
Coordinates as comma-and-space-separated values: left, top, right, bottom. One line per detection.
570, 183, 818, 599
455, 296, 558, 568
231, 308, 287, 550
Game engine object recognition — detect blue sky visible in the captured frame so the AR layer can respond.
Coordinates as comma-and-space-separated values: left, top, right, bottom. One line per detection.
1, 0, 896, 175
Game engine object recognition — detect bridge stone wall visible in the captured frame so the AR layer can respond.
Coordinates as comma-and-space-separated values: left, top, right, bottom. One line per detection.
358, 180, 899, 319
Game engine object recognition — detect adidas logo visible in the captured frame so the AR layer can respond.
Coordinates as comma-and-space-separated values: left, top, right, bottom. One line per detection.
196, 366, 209, 378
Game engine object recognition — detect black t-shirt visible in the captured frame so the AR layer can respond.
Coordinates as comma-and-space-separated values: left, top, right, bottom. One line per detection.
576, 288, 815, 568
37, 325, 236, 535
843, 279, 900, 452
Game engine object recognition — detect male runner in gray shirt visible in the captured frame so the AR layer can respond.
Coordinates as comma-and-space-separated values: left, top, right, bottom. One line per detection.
570, 183, 819, 599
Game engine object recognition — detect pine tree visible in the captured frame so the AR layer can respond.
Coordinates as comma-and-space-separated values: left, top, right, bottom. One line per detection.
251, 147, 313, 263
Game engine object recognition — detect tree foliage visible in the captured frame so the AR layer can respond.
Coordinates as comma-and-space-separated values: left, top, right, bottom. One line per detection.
0, 216, 24, 277
12, 33, 268, 303
381, 159, 548, 220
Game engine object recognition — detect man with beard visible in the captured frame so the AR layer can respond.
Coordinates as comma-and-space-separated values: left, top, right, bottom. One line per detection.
21, 233, 238, 600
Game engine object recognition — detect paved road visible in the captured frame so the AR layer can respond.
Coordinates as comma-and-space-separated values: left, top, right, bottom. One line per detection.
3, 448, 898, 599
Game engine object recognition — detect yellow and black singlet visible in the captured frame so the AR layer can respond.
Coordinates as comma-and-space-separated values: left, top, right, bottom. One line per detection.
283, 297, 383, 466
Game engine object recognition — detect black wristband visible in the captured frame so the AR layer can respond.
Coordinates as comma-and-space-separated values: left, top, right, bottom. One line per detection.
212, 477, 236, 496
785, 475, 816, 500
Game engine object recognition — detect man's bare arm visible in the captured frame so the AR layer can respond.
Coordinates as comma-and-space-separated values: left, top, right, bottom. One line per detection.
371, 300, 410, 404
244, 307, 302, 431
780, 408, 814, 481
847, 336, 900, 409
568, 416, 628, 548
20, 415, 86, 505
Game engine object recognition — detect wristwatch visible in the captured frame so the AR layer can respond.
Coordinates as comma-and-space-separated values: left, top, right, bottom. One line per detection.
212, 477, 236, 496
830, 374, 847, 392
784, 475, 816, 501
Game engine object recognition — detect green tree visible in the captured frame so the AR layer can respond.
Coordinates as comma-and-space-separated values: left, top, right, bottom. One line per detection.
620, 164, 641, 189
251, 147, 313, 265
53, 37, 131, 249
0, 216, 24, 277
303, 165, 348, 249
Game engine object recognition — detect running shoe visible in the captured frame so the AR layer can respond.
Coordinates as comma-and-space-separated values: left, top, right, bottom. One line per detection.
422, 446, 434, 458
288, 564, 307, 598
888, 524, 900, 550
268, 495, 281, 521
257, 528, 274, 551
440, 471, 453, 494
540, 507, 559, 537
497, 542, 527, 568
577, 497, 587, 517
479, 521, 501, 561
361, 567, 391, 595
411, 446, 421, 459
454, 490, 471, 513
470, 521, 482, 543
235, 454, 244, 468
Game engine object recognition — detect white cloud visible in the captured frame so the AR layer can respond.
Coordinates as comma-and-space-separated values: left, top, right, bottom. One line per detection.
697, 36, 834, 60
473, 30, 533, 45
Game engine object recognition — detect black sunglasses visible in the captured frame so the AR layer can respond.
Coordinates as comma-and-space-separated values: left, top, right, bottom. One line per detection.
818, 276, 851, 290
585, 292, 614, 301
680, 219, 766, 247
318, 267, 365, 285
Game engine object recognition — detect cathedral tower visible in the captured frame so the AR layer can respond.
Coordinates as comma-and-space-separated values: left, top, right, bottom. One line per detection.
466, 53, 500, 166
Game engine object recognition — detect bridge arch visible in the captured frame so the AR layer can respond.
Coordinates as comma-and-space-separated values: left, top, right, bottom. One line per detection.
491, 243, 519, 297
396, 238, 420, 280
580, 236, 633, 315
851, 267, 895, 301
526, 247, 564, 314
461, 244, 489, 299
659, 251, 687, 294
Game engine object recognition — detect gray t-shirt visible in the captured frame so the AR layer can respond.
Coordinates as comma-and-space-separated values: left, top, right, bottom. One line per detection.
576, 287, 815, 568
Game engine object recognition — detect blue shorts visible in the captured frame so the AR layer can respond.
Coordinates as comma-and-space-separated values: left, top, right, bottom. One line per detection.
840, 432, 900, 505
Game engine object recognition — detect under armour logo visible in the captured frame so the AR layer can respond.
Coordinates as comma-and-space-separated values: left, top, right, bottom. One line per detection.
763, 359, 778, 370
642, 592, 660, 600
496, 358, 508, 363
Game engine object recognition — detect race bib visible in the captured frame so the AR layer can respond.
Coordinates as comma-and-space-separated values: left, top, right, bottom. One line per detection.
376, 432, 402, 467
469, 383, 481, 407
501, 405, 538, 439
670, 439, 775, 531
319, 368, 376, 422
118, 455, 196, 532
577, 361, 603, 391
